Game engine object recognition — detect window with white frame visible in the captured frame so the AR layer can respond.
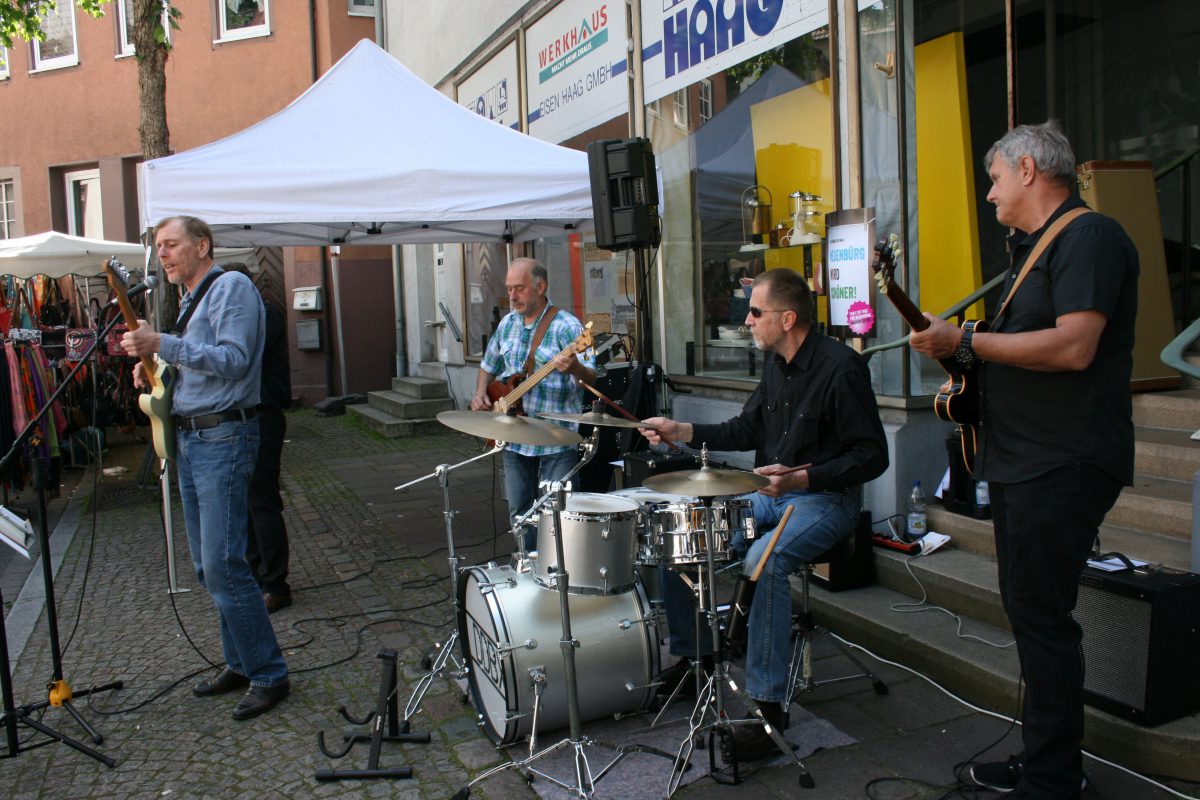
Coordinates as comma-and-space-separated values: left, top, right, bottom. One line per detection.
0, 180, 16, 239
672, 89, 688, 129
647, 97, 661, 117
0, 48, 9, 79
217, 0, 270, 43
64, 169, 103, 238
117, 0, 170, 57
348, 0, 376, 16
698, 79, 713, 124
31, 4, 79, 71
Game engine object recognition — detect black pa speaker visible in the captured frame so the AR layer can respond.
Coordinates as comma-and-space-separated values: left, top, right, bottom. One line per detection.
586, 138, 661, 251
1076, 565, 1200, 726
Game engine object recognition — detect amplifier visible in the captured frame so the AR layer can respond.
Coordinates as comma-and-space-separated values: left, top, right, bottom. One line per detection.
811, 511, 876, 591
622, 449, 700, 489
1077, 565, 1200, 726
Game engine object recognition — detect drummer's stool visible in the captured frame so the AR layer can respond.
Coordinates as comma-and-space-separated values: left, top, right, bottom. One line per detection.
784, 524, 888, 710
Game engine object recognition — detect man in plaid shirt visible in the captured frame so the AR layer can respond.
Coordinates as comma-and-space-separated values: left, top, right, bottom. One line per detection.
471, 258, 595, 550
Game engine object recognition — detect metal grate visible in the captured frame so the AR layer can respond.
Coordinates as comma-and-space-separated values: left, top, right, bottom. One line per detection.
1077, 585, 1152, 711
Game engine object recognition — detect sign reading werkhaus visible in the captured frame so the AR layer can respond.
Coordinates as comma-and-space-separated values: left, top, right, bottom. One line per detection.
525, 0, 629, 142
640, 0, 828, 104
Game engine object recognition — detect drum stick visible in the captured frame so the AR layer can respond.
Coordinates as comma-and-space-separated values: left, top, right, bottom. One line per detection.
748, 504, 795, 583
578, 381, 682, 452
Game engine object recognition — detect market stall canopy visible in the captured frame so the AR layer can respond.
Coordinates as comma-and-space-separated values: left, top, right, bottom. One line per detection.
138, 39, 594, 247
0, 231, 146, 278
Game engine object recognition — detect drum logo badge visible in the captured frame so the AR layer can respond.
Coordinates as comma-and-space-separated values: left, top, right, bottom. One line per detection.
468, 615, 506, 698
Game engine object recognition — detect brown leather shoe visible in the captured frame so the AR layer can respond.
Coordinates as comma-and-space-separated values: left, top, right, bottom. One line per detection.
232, 680, 290, 721
263, 591, 292, 613
193, 667, 250, 697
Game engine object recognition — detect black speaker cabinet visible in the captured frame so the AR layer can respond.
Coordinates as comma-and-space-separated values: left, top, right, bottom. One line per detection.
811, 511, 876, 591
1077, 565, 1200, 726
586, 138, 661, 251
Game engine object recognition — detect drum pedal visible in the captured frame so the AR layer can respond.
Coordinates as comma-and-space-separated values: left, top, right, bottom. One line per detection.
709, 725, 744, 785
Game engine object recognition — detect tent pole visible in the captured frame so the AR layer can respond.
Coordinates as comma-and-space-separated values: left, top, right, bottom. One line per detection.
330, 246, 349, 395
393, 245, 407, 378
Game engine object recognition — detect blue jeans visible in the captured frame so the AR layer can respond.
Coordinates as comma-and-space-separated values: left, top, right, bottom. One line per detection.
177, 417, 288, 688
503, 448, 579, 551
663, 487, 860, 703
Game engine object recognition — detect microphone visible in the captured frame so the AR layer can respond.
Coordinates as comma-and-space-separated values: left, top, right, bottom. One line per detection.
107, 275, 159, 305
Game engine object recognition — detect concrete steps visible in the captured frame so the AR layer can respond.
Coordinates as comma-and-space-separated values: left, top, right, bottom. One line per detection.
346, 375, 454, 437
805, 387, 1200, 782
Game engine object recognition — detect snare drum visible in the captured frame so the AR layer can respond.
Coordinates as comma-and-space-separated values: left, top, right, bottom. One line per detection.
534, 492, 640, 595
458, 563, 659, 745
651, 497, 755, 565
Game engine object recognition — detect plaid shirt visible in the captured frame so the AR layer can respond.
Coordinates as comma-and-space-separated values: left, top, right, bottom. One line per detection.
481, 301, 592, 456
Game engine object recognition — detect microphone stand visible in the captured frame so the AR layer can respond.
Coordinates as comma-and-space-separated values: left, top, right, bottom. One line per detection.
0, 309, 132, 766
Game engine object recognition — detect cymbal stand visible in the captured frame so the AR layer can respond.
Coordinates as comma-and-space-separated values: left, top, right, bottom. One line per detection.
663, 460, 814, 795
392, 442, 504, 735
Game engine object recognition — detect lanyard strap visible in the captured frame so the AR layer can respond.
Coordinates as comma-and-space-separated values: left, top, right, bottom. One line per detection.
993, 207, 1091, 324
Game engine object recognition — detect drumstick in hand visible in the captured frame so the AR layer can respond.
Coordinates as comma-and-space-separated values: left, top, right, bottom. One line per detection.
578, 381, 681, 452
749, 504, 795, 582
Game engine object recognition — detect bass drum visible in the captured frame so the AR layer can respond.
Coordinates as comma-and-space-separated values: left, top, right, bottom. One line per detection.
458, 563, 659, 745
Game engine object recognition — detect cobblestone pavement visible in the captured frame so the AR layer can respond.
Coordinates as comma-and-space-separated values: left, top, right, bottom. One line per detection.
3, 411, 1194, 800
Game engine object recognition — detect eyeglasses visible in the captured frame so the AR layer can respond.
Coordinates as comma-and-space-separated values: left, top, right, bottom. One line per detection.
748, 306, 788, 318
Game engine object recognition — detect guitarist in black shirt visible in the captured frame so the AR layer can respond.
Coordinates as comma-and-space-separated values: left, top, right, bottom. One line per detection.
911, 121, 1137, 800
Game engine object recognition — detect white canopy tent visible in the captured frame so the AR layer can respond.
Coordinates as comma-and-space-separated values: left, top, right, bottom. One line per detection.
138, 39, 594, 246
0, 231, 146, 278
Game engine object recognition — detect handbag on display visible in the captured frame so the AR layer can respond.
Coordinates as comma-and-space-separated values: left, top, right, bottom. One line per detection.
66, 329, 98, 361
106, 324, 129, 356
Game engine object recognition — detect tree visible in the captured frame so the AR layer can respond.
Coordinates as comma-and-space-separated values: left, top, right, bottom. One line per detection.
0, 1, 180, 160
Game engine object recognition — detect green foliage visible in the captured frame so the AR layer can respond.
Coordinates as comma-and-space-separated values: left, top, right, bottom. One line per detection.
0, 1, 108, 49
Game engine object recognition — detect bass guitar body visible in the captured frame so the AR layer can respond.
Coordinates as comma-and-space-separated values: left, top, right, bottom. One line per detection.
487, 375, 525, 416
932, 319, 986, 474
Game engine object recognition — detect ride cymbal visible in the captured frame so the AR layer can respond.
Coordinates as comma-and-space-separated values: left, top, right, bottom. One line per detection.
643, 467, 769, 497
436, 410, 583, 447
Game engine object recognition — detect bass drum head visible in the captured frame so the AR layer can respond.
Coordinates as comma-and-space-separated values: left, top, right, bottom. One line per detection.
458, 563, 659, 745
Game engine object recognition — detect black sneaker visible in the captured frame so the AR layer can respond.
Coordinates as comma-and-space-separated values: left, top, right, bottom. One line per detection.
968, 755, 1022, 793
969, 756, 1087, 794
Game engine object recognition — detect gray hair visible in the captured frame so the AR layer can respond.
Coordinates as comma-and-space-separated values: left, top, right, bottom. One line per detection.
154, 215, 215, 257
984, 121, 1076, 188
510, 257, 548, 287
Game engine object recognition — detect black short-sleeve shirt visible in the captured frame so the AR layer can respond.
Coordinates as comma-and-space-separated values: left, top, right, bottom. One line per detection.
977, 196, 1138, 485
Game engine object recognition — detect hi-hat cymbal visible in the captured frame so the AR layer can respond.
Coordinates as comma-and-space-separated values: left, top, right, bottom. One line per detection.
643, 467, 769, 497
536, 410, 656, 430
437, 410, 583, 447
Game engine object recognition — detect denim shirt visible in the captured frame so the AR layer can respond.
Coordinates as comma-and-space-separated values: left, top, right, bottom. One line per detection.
158, 267, 265, 418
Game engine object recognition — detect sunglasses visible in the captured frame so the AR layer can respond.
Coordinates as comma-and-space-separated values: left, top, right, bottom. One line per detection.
748, 306, 788, 318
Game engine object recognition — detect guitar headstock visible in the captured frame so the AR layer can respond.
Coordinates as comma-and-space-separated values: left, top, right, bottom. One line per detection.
575, 321, 594, 354
105, 256, 133, 298
871, 235, 903, 295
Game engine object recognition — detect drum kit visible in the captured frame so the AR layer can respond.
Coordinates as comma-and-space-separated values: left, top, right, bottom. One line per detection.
396, 404, 814, 798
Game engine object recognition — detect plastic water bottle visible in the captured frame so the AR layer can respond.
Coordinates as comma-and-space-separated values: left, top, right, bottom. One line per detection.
907, 480, 928, 538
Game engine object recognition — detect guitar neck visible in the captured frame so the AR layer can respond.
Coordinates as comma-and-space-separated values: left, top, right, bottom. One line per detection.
882, 279, 930, 332
495, 353, 566, 413
111, 287, 160, 390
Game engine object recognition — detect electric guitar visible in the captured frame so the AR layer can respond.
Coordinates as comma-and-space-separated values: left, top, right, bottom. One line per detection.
871, 237, 986, 474
487, 321, 595, 415
105, 258, 177, 461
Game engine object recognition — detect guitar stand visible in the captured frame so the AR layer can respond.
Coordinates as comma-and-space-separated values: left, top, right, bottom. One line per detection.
314, 649, 426, 781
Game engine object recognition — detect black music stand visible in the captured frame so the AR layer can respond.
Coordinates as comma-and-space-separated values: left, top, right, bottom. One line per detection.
0, 308, 133, 766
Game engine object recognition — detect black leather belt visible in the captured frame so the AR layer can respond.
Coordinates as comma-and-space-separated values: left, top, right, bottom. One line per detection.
177, 407, 257, 431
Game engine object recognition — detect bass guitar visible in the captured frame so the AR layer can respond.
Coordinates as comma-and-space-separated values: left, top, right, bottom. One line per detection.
105, 258, 177, 461
488, 321, 595, 415
871, 236, 986, 474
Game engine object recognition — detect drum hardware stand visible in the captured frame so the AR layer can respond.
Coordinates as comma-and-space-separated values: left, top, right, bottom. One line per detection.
451, 481, 667, 800
314, 649, 424, 781
393, 444, 505, 734
663, 450, 815, 795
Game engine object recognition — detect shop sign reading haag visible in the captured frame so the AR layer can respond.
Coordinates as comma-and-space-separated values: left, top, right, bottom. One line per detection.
525, 0, 628, 143
641, 0, 828, 104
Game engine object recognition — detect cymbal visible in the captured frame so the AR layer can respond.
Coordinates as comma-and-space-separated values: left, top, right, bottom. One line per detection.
643, 467, 769, 497
536, 410, 656, 430
436, 410, 583, 447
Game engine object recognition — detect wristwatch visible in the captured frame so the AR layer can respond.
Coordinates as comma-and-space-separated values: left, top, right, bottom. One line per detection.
954, 326, 978, 369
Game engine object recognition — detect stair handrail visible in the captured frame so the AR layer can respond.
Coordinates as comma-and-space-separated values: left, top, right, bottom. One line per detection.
1160, 315, 1200, 380
1155, 144, 1200, 180
861, 271, 1005, 362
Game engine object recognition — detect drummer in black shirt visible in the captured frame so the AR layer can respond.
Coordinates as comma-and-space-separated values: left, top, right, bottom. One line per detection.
642, 268, 888, 760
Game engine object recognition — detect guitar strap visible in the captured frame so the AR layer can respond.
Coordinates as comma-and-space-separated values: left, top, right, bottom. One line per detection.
170, 268, 227, 336
993, 207, 1091, 324
522, 305, 559, 376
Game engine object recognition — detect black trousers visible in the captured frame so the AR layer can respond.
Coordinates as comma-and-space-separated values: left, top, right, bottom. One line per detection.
991, 463, 1122, 800
245, 406, 289, 594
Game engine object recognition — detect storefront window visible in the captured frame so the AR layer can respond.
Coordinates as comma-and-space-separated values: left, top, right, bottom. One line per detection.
650, 24, 835, 382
